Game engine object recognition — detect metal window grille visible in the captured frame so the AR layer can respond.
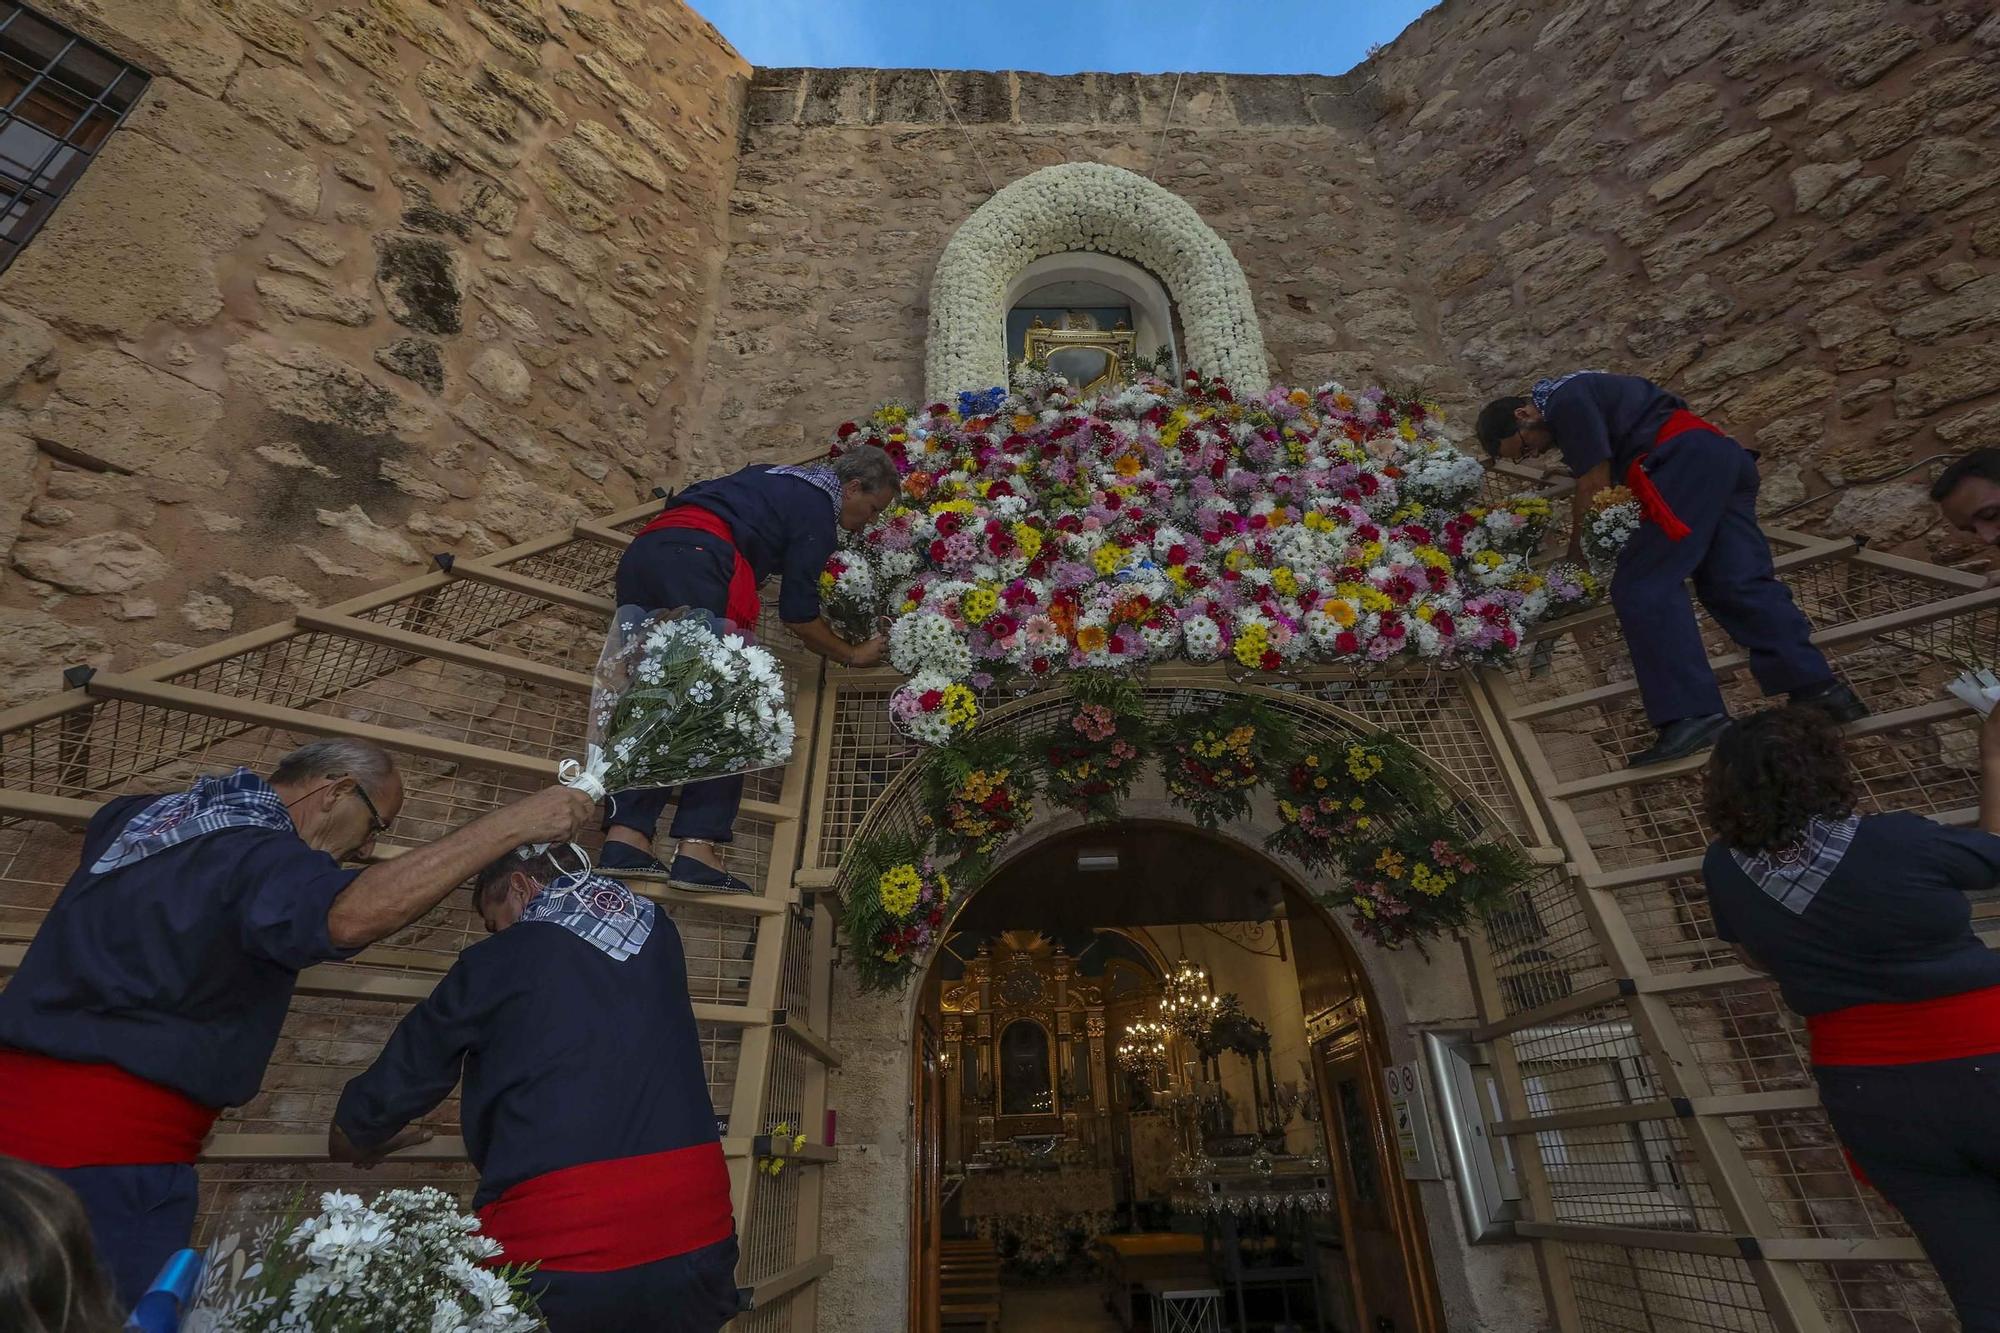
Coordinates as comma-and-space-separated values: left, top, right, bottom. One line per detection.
0, 3, 147, 273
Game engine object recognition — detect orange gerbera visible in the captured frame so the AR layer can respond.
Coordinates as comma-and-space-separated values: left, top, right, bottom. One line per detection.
1077, 624, 1109, 652
904, 471, 932, 498
1113, 452, 1142, 478
1048, 601, 1078, 636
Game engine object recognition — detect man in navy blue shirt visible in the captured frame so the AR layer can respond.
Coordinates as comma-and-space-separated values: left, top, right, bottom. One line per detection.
0, 739, 594, 1309
1478, 371, 1865, 766
603, 447, 900, 890
331, 847, 739, 1333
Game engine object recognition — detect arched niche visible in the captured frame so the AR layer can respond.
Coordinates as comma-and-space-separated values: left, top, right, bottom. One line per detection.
925, 162, 1270, 399
1006, 252, 1180, 375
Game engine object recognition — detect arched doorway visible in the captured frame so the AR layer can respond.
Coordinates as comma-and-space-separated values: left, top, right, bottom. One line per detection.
907, 817, 1445, 1333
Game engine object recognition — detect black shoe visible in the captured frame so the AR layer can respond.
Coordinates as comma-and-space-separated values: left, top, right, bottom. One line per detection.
597, 841, 672, 880
668, 853, 754, 895
1790, 679, 1869, 724
1628, 714, 1730, 768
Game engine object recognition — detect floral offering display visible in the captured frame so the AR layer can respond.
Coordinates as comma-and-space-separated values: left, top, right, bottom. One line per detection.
827, 368, 1594, 741
566, 608, 794, 801
1337, 816, 1529, 950
1266, 736, 1433, 871
923, 730, 1039, 865
889, 669, 982, 746
840, 833, 956, 991
1582, 486, 1643, 574
1040, 673, 1152, 822
186, 1188, 540, 1333
1159, 696, 1293, 830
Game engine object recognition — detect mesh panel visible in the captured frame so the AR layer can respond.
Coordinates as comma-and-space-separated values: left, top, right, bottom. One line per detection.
1800, 1261, 1957, 1333
1562, 1243, 1769, 1332
1666, 980, 1813, 1097
1724, 1110, 1910, 1243
1485, 864, 1613, 1017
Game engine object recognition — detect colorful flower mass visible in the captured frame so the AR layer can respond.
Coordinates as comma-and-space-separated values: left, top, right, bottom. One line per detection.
830, 369, 1597, 742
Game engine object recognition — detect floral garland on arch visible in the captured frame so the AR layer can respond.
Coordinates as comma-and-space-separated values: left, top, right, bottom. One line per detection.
831, 370, 1600, 745
838, 690, 1530, 990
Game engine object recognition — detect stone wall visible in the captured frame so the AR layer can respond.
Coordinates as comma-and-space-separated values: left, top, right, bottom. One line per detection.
0, 0, 748, 705
1359, 0, 2000, 563
681, 67, 1468, 478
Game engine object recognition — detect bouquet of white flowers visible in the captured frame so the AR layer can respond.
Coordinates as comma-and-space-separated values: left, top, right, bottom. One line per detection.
185, 1187, 539, 1332
560, 607, 795, 803
820, 546, 883, 643
1582, 486, 1644, 574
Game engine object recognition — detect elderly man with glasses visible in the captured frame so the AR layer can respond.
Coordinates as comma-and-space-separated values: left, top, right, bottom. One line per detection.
0, 738, 595, 1310
1476, 369, 1865, 767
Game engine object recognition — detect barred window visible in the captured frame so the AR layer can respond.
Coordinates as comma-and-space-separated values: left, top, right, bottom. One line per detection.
0, 2, 147, 273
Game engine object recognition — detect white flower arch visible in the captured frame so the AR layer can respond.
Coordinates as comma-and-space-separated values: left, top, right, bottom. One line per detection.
925, 162, 1270, 400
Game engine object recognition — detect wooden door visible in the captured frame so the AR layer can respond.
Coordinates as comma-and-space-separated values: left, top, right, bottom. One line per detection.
1312, 1017, 1442, 1333
912, 1016, 943, 1333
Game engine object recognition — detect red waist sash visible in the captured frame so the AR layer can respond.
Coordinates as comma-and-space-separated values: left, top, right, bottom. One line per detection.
637, 505, 761, 632
476, 1141, 734, 1273
0, 1048, 220, 1167
1808, 984, 2000, 1067
1621, 409, 1720, 543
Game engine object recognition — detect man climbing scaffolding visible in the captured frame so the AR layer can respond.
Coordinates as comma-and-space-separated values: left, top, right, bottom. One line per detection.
1477, 370, 1866, 767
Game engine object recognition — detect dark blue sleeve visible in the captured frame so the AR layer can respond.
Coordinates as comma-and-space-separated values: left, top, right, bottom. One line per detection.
1921, 822, 2000, 894
236, 832, 364, 970
1544, 379, 1614, 477
1700, 846, 1740, 943
334, 956, 482, 1150
779, 500, 837, 625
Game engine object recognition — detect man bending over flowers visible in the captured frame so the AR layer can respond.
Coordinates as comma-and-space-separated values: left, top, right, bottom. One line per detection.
0, 739, 593, 1310
602, 447, 900, 890
1477, 370, 1864, 767
332, 847, 739, 1333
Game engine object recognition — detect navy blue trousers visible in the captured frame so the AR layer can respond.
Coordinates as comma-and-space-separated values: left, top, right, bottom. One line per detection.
1817, 1055, 2000, 1331
608, 530, 745, 844
1609, 429, 1831, 725
530, 1234, 741, 1333
50, 1162, 197, 1313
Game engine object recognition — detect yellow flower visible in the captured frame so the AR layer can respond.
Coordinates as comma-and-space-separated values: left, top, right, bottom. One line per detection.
879, 864, 922, 917
1223, 549, 1253, 573
962, 586, 999, 623
1302, 511, 1332, 533
1473, 550, 1504, 570
1412, 545, 1450, 569
1357, 587, 1391, 613
1233, 624, 1269, 668
1391, 502, 1424, 523
1347, 746, 1385, 782
1166, 564, 1191, 592
1272, 567, 1299, 597
1356, 540, 1386, 565
1278, 799, 1299, 822
941, 685, 979, 727
1375, 849, 1407, 878
1288, 389, 1311, 407
1092, 544, 1130, 576
1322, 599, 1357, 628
1012, 524, 1042, 559
818, 571, 835, 593
1114, 452, 1142, 478
1415, 604, 1435, 622
1410, 864, 1454, 897
930, 498, 976, 516
1399, 421, 1417, 441
1077, 624, 1109, 652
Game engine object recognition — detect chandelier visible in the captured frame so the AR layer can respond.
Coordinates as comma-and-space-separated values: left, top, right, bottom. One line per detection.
1117, 1018, 1170, 1073
1159, 957, 1223, 1040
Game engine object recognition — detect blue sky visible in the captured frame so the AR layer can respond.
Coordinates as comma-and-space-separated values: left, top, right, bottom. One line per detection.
692, 1, 1438, 76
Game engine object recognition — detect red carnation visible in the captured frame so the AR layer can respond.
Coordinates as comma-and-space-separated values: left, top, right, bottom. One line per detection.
929, 540, 949, 563
1168, 543, 1190, 565
1335, 631, 1360, 655
1261, 649, 1281, 671
836, 422, 859, 439
919, 689, 943, 709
